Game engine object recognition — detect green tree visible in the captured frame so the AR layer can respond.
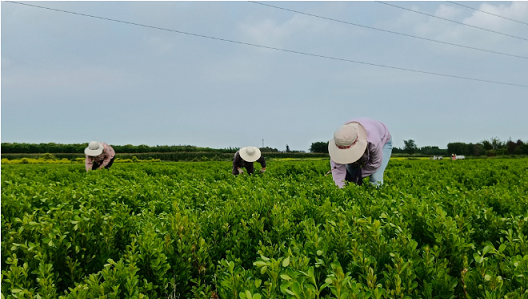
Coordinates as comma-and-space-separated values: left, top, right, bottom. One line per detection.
259, 147, 279, 153
470, 143, 485, 156
478, 137, 504, 151
309, 142, 329, 153
490, 137, 503, 150
391, 147, 405, 154
507, 139, 517, 154
447, 142, 469, 156
404, 140, 418, 155
481, 140, 492, 151
419, 146, 447, 156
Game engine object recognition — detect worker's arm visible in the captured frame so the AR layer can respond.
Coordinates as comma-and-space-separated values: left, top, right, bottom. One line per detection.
85, 156, 93, 172
330, 159, 347, 188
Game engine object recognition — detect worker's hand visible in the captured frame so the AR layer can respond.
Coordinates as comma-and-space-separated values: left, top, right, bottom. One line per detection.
237, 168, 244, 175
324, 169, 332, 177
260, 168, 266, 173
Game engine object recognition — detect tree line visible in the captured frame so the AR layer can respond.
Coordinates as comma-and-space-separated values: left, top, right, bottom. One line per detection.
309, 141, 446, 155
0, 143, 246, 154
446, 138, 528, 156
0, 142, 233, 154
0, 143, 289, 155
309, 137, 528, 156
3, 138, 527, 157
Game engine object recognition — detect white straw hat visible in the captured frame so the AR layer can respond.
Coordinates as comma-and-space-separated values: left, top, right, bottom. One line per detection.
84, 141, 104, 156
328, 122, 368, 164
239, 146, 261, 162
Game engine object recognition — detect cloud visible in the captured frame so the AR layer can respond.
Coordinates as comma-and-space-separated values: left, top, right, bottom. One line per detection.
381, 2, 528, 57
434, 4, 463, 19
236, 13, 345, 50
2, 1, 526, 148
443, 2, 528, 52
469, 2, 528, 30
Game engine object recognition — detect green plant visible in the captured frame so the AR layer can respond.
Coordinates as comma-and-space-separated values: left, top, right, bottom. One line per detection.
1, 159, 527, 298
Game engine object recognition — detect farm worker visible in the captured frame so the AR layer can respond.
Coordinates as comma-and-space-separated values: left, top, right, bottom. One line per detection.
327, 118, 392, 188
232, 146, 266, 175
84, 141, 116, 172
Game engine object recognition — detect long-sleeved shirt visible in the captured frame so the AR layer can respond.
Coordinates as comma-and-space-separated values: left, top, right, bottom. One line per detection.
85, 142, 115, 171
331, 118, 391, 188
233, 151, 266, 169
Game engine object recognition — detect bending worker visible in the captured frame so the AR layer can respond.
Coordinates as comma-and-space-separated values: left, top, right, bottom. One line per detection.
84, 141, 116, 172
327, 117, 392, 188
232, 146, 266, 175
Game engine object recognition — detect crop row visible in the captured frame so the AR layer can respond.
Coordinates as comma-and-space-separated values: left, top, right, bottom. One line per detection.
1, 152, 329, 162
2, 159, 528, 298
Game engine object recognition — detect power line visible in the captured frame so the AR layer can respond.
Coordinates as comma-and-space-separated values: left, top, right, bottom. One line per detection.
447, 1, 528, 26
250, 1, 528, 60
376, 1, 528, 42
6, 1, 528, 88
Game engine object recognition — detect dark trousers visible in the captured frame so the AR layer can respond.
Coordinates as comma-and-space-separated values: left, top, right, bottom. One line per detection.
232, 161, 255, 175
92, 156, 115, 170
345, 165, 363, 186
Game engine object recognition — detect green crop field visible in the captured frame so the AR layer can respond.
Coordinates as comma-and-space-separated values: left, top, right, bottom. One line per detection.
2, 159, 528, 298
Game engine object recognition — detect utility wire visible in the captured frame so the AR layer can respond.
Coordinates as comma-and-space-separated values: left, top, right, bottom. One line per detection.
376, 1, 528, 42
447, 1, 528, 26
7, 1, 528, 88
250, 1, 528, 60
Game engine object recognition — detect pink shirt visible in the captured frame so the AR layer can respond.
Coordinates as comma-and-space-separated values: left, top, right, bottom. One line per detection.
85, 142, 115, 171
331, 118, 391, 188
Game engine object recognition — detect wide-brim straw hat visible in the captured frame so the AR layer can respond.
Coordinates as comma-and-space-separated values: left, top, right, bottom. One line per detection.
328, 122, 368, 164
239, 146, 261, 162
84, 141, 104, 156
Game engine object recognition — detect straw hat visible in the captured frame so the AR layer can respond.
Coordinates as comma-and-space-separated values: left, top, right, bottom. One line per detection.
328, 122, 368, 164
84, 141, 104, 156
239, 146, 261, 162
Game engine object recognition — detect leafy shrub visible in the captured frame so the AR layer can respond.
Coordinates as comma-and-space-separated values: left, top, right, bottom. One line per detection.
1, 159, 527, 298
40, 153, 57, 160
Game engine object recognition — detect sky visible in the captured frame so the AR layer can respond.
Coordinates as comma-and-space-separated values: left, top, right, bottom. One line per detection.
2, 1, 527, 151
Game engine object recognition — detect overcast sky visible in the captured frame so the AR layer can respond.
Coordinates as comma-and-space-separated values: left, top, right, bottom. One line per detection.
2, 1, 527, 151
